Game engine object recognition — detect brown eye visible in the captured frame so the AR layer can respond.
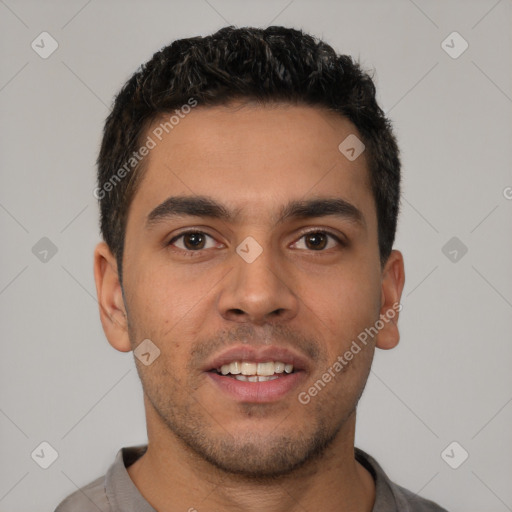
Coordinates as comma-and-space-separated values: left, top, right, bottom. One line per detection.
304, 232, 328, 250
293, 230, 344, 251
182, 232, 206, 250
168, 231, 216, 252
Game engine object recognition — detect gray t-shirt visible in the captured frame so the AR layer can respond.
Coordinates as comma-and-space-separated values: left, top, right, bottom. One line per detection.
54, 445, 449, 511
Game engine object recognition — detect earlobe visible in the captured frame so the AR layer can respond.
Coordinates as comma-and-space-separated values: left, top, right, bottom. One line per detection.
93, 242, 132, 353
375, 249, 405, 350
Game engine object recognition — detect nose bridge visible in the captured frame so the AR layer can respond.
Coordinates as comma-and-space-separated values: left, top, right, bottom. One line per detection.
235, 236, 280, 291
217, 233, 299, 323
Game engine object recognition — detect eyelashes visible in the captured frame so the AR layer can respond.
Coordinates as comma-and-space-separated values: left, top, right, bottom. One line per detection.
167, 229, 346, 256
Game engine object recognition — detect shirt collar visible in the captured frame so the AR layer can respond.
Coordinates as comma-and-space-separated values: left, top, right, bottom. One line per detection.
106, 445, 398, 511
105, 445, 156, 512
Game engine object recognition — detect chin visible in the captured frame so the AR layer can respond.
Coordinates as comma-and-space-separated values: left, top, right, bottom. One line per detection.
182, 425, 340, 479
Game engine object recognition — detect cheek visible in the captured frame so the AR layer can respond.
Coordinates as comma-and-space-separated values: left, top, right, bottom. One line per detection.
132, 263, 202, 319
126, 263, 219, 362
305, 263, 381, 345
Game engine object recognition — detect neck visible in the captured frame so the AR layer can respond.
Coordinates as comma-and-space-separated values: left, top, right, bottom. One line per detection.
127, 398, 375, 512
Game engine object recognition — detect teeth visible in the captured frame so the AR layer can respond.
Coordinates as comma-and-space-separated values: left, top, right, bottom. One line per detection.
241, 362, 257, 376
234, 375, 279, 382
257, 362, 274, 376
220, 362, 242, 375
258, 375, 279, 382
216, 360, 295, 377
274, 362, 285, 373
230, 361, 241, 374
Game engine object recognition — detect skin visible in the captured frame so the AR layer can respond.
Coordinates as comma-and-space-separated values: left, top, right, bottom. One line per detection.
94, 102, 405, 512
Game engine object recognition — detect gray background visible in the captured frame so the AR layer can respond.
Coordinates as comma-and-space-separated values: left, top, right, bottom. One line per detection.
1, 0, 511, 510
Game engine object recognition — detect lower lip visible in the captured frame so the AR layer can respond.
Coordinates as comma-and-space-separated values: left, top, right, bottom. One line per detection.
206, 371, 306, 403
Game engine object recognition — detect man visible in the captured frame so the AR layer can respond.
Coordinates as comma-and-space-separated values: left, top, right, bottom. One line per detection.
56, 26, 449, 511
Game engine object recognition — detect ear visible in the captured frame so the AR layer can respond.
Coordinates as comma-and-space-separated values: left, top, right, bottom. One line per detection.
93, 241, 132, 352
375, 249, 405, 350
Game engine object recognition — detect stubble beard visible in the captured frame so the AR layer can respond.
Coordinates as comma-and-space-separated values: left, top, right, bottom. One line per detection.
142, 365, 357, 480
127, 317, 371, 480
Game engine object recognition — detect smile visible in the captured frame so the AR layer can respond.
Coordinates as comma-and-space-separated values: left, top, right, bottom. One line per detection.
213, 361, 295, 382
207, 362, 306, 402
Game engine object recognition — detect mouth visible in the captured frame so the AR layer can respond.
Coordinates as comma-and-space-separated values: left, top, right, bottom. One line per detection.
209, 360, 296, 382
203, 346, 309, 403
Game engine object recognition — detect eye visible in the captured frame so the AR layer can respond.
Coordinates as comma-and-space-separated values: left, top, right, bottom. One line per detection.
168, 230, 219, 253
292, 230, 345, 251
167, 229, 345, 255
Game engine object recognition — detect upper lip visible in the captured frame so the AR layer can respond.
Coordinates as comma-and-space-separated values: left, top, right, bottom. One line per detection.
203, 344, 311, 372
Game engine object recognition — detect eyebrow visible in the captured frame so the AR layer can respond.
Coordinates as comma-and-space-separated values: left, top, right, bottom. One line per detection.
145, 195, 366, 230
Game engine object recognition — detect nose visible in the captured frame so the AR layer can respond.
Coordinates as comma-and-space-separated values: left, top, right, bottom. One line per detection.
217, 239, 300, 326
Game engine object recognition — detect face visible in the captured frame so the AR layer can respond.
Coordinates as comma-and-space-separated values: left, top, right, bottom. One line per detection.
95, 102, 404, 478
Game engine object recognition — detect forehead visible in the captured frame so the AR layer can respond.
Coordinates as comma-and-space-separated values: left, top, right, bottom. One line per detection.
128, 102, 374, 229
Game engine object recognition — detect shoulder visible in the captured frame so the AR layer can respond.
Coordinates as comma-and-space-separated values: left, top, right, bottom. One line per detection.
391, 481, 450, 511
355, 447, 450, 512
54, 474, 110, 512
